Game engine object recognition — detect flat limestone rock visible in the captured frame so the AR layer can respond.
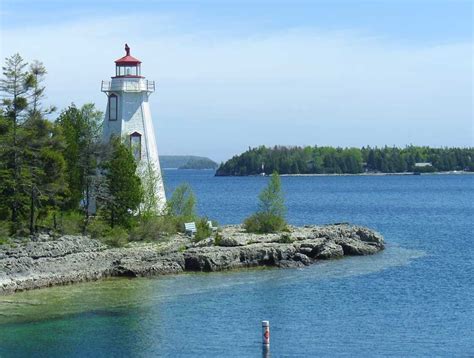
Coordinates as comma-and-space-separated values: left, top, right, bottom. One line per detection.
0, 224, 384, 294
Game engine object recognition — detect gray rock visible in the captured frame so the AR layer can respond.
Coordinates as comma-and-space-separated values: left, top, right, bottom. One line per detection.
0, 224, 384, 295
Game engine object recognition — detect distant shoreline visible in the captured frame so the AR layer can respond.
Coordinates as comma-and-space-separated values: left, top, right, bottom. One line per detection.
214, 171, 474, 177
278, 171, 474, 177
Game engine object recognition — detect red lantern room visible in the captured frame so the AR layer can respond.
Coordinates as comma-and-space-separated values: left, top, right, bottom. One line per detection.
114, 44, 142, 77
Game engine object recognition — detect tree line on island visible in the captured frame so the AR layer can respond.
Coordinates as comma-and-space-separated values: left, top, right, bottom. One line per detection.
216, 145, 474, 176
159, 155, 218, 170
0, 53, 285, 245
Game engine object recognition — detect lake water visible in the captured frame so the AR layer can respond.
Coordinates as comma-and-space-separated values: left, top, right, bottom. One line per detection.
1, 170, 473, 357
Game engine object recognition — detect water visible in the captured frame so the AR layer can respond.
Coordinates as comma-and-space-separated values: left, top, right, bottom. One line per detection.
1, 170, 473, 357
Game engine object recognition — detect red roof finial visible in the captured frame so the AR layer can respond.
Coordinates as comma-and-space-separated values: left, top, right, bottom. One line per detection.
125, 43, 130, 56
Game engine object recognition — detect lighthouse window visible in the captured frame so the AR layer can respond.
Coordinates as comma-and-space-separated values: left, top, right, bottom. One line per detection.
116, 66, 139, 76
108, 94, 117, 120
130, 132, 141, 161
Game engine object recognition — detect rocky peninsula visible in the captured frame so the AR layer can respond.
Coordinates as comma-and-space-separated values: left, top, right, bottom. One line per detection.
0, 224, 384, 295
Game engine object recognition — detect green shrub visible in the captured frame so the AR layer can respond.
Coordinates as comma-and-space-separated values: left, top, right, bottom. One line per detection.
244, 172, 287, 234
129, 215, 176, 242
194, 218, 213, 242
87, 218, 112, 239
244, 212, 287, 234
0, 221, 11, 241
214, 232, 223, 246
167, 183, 196, 220
0, 237, 11, 246
279, 233, 294, 243
100, 227, 129, 248
59, 211, 83, 235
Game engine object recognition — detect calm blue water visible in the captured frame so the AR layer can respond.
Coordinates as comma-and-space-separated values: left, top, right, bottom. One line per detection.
1, 170, 473, 357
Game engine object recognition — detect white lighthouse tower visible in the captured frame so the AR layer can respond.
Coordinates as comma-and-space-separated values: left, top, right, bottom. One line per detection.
101, 44, 166, 213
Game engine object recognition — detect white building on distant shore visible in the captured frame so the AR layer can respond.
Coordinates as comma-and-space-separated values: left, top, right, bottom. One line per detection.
414, 162, 433, 168
100, 44, 166, 213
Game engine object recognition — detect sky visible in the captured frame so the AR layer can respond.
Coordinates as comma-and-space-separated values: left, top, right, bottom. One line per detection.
1, 0, 472, 162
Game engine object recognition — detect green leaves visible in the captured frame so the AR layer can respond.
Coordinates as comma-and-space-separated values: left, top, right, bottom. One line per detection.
216, 145, 474, 175
244, 171, 287, 234
99, 136, 143, 228
167, 183, 196, 219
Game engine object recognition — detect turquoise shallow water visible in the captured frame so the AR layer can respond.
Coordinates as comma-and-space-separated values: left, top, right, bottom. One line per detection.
0, 171, 473, 357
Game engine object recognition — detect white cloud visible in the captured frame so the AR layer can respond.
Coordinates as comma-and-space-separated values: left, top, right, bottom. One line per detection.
1, 13, 472, 161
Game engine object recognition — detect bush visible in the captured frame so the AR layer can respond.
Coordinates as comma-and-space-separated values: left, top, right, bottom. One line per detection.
0, 221, 10, 241
100, 227, 129, 248
194, 218, 213, 242
87, 218, 112, 239
279, 233, 294, 243
129, 215, 176, 242
59, 211, 83, 235
244, 172, 287, 234
244, 212, 287, 234
214, 232, 223, 246
167, 183, 196, 220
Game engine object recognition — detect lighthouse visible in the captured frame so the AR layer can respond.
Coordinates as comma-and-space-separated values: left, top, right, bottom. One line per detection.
100, 44, 166, 213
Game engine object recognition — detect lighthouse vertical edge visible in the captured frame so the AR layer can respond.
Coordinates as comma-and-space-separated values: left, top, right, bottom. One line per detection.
101, 44, 166, 213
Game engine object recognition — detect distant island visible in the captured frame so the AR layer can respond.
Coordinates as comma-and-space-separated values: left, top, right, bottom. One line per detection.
216, 145, 474, 176
160, 155, 218, 169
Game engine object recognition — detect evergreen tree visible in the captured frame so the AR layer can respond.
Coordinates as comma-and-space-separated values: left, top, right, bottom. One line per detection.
99, 136, 143, 228
244, 171, 287, 233
56, 103, 103, 230
0, 54, 34, 232
22, 117, 67, 234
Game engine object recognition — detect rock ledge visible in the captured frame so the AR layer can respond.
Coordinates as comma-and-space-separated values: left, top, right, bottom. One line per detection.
0, 224, 384, 295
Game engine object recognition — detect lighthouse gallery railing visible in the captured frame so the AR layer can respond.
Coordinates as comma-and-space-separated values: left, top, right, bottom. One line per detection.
101, 80, 155, 92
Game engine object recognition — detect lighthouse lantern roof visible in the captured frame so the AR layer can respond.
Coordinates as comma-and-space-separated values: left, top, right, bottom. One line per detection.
114, 44, 142, 77
115, 43, 141, 65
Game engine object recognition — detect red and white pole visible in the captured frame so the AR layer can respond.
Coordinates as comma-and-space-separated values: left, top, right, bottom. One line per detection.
262, 320, 270, 346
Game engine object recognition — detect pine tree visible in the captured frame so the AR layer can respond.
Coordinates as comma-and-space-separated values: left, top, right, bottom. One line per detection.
100, 136, 143, 228
0, 54, 34, 232
56, 103, 103, 233
244, 171, 287, 233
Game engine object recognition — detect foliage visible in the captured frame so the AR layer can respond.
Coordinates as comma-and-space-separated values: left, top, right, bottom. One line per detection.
0, 53, 66, 235
86, 217, 112, 239
179, 157, 218, 170
99, 227, 129, 248
140, 163, 165, 216
98, 136, 143, 228
244, 212, 287, 234
194, 217, 213, 242
216, 145, 474, 175
214, 232, 223, 246
58, 211, 83, 235
159, 155, 217, 169
244, 172, 287, 233
129, 215, 175, 242
167, 183, 196, 218
258, 171, 286, 218
0, 54, 221, 241
55, 103, 103, 216
0, 53, 34, 233
0, 221, 10, 244
166, 183, 197, 231
279, 233, 294, 243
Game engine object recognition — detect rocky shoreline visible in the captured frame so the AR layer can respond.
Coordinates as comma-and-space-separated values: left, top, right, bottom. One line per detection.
0, 224, 384, 295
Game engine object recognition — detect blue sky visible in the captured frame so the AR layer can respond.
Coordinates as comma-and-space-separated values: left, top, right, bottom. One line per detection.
1, 0, 472, 161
